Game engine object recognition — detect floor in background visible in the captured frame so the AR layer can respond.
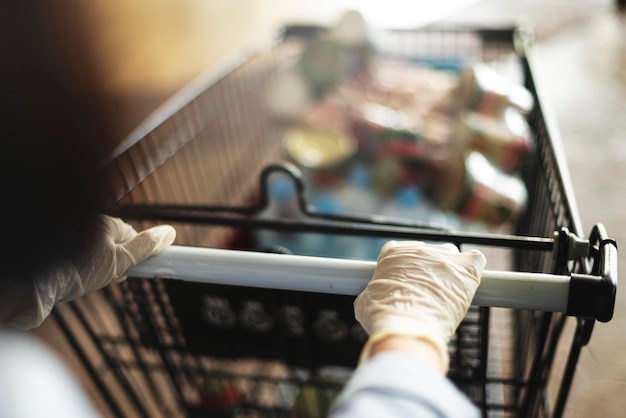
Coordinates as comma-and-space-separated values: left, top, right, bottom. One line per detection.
532, 9, 626, 418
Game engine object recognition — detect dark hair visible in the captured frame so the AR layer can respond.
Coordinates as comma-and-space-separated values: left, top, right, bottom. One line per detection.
0, 114, 99, 279
0, 3, 111, 291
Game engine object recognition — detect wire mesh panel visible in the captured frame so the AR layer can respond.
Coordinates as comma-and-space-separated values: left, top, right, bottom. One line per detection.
52, 25, 612, 418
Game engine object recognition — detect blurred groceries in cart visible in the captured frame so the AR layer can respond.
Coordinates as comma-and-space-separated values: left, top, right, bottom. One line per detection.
260, 11, 534, 259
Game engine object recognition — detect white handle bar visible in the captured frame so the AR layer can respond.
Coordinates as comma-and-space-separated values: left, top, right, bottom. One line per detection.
126, 245, 569, 313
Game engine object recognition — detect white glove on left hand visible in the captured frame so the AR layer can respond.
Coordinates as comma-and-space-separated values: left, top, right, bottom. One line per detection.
9, 215, 176, 329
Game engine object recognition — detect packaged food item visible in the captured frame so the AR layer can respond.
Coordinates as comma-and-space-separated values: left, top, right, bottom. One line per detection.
462, 152, 527, 224
423, 150, 467, 214
349, 101, 422, 155
290, 377, 342, 418
461, 108, 533, 173
362, 60, 458, 116
376, 115, 457, 200
420, 114, 466, 171
284, 127, 358, 188
350, 109, 464, 198
199, 378, 241, 417
450, 63, 534, 116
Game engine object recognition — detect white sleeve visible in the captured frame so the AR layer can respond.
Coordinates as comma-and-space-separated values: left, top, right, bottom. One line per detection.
330, 352, 480, 418
0, 329, 101, 418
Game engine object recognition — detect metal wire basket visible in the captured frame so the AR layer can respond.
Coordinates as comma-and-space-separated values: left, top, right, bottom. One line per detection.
54, 24, 617, 418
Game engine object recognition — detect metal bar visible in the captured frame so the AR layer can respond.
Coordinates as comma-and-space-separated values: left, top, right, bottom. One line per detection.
478, 306, 490, 418
52, 309, 126, 418
126, 246, 570, 313
518, 312, 553, 417
101, 286, 169, 416
126, 280, 189, 415
553, 318, 595, 418
67, 302, 152, 418
114, 208, 555, 252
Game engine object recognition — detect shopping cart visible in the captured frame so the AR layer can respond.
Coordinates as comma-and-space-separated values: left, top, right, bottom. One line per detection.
53, 24, 617, 418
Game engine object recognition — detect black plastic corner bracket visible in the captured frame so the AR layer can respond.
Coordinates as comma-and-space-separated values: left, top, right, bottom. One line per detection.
566, 224, 618, 323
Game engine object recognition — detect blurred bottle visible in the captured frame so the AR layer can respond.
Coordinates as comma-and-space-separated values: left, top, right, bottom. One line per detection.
335, 165, 381, 259
299, 10, 373, 98
335, 164, 379, 216
381, 186, 431, 226
363, 186, 447, 255
299, 38, 345, 97
303, 193, 342, 257
255, 175, 303, 253
328, 10, 374, 78
294, 164, 381, 260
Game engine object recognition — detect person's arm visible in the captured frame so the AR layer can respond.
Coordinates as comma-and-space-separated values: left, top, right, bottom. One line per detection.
331, 350, 480, 418
368, 334, 446, 372
331, 240, 485, 417
4, 216, 176, 329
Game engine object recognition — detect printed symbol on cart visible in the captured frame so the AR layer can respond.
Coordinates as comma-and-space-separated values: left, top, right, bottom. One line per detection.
201, 296, 236, 329
240, 301, 274, 333
350, 323, 368, 343
281, 305, 306, 336
313, 310, 347, 341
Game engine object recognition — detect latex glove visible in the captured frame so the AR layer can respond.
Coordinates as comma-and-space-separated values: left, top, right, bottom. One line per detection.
354, 241, 486, 371
9, 216, 176, 329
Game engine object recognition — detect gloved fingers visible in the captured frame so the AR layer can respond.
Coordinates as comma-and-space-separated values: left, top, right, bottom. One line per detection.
114, 224, 176, 279
455, 249, 487, 279
377, 241, 486, 275
378, 240, 420, 258
380, 240, 457, 257
378, 241, 453, 263
100, 215, 139, 244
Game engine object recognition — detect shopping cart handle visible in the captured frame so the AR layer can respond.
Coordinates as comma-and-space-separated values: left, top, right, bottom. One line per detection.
125, 243, 615, 322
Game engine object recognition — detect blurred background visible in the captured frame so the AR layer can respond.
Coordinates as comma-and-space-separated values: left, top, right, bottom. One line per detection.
5, 0, 625, 416
17, 0, 611, 153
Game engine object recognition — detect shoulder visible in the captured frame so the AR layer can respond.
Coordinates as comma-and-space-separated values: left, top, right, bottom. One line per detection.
0, 329, 101, 417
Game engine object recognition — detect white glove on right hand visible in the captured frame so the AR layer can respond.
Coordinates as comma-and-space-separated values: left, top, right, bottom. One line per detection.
354, 241, 486, 370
